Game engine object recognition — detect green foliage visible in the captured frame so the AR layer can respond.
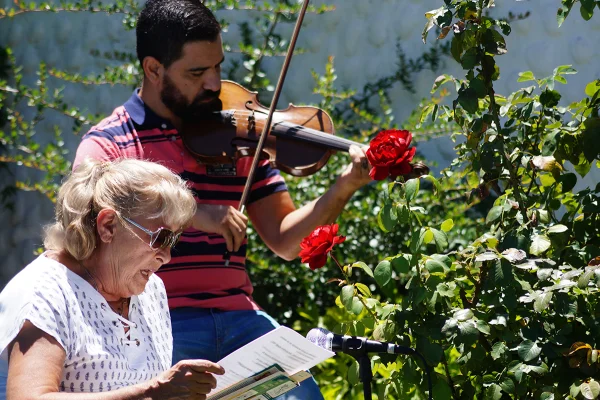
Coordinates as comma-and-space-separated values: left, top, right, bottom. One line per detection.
297, 1, 600, 399
557, 0, 600, 26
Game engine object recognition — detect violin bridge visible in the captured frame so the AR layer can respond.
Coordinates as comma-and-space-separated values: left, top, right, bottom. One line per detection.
248, 111, 256, 131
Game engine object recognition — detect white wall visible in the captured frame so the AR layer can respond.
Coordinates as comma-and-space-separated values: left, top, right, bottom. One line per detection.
0, 0, 599, 286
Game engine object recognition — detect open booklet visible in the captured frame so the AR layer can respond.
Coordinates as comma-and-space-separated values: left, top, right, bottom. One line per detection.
207, 326, 335, 400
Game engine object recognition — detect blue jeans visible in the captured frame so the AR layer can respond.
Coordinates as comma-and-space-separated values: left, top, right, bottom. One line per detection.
171, 308, 324, 400
0, 361, 6, 400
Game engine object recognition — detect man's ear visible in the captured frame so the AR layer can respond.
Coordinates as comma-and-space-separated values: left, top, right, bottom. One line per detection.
96, 209, 118, 244
142, 56, 163, 84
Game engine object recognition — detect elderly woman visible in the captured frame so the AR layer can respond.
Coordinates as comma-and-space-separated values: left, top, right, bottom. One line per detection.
0, 158, 224, 399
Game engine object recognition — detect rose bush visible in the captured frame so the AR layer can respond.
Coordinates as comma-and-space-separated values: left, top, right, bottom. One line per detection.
302, 2, 600, 399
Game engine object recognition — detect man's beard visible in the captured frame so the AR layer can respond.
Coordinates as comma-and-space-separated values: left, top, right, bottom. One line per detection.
160, 74, 222, 122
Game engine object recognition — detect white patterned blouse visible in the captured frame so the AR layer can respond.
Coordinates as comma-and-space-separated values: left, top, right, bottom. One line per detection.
0, 254, 173, 394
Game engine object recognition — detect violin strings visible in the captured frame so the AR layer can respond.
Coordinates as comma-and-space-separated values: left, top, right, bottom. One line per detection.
218, 110, 362, 151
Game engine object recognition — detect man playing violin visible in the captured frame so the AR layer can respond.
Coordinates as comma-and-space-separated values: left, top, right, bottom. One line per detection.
74, 0, 372, 398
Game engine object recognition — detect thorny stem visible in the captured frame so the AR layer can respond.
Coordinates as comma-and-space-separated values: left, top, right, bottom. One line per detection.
330, 253, 347, 277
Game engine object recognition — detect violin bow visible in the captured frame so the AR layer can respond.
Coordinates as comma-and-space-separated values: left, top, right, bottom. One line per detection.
223, 0, 310, 265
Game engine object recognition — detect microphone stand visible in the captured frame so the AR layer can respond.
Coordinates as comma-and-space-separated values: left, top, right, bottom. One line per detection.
357, 355, 373, 400
341, 337, 374, 400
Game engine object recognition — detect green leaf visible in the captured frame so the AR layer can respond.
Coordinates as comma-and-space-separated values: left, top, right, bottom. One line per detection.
347, 359, 359, 385
431, 228, 449, 251
341, 285, 354, 309
362, 317, 376, 330
374, 260, 392, 287
470, 77, 487, 98
517, 339, 542, 362
493, 260, 514, 286
486, 206, 503, 224
476, 252, 499, 262
484, 384, 503, 400
534, 292, 553, 312
458, 320, 479, 337
350, 296, 364, 315
422, 6, 446, 43
458, 87, 479, 113
431, 74, 454, 93
500, 377, 516, 394
581, 380, 600, 400
578, 268, 595, 288
557, 0, 576, 27
491, 342, 508, 361
392, 256, 410, 274
454, 309, 474, 321
404, 178, 420, 201
540, 89, 561, 107
574, 159, 592, 177
582, 118, 600, 163
548, 224, 568, 234
441, 318, 458, 335
502, 248, 527, 262
437, 282, 456, 297
517, 71, 535, 82
555, 65, 577, 76
423, 229, 435, 245
441, 219, 454, 232
378, 202, 398, 233
451, 34, 464, 63
558, 173, 577, 193
355, 282, 372, 297
421, 174, 441, 196
373, 323, 386, 341
461, 48, 479, 70
530, 235, 551, 256
353, 261, 374, 278
585, 80, 600, 97
426, 259, 446, 273
410, 230, 424, 253
397, 204, 411, 224
383, 320, 397, 340
580, 0, 595, 20
476, 320, 491, 335
433, 381, 453, 400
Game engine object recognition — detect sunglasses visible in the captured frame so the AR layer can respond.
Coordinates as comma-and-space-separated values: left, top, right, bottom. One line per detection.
122, 217, 182, 250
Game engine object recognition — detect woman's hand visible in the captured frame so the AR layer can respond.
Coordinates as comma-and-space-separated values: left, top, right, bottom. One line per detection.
149, 359, 225, 400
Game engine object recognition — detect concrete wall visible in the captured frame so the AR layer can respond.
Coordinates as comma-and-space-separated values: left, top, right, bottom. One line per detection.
1, 0, 599, 287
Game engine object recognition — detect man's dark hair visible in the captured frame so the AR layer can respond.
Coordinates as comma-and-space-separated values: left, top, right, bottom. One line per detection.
136, 0, 221, 69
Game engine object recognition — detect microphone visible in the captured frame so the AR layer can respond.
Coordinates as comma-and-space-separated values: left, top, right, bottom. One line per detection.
307, 328, 433, 400
306, 327, 415, 356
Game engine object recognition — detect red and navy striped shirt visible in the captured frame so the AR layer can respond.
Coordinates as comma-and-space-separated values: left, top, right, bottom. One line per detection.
74, 90, 288, 311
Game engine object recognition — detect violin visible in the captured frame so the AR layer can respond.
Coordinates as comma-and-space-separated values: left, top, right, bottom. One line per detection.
181, 80, 363, 177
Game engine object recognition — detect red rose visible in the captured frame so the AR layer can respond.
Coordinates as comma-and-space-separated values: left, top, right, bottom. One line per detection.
299, 224, 346, 270
366, 129, 416, 180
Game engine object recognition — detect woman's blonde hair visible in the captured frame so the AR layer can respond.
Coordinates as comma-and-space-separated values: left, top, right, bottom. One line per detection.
44, 157, 197, 260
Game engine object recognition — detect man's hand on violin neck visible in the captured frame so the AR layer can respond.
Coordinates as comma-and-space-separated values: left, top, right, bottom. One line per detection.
193, 204, 248, 252
337, 145, 372, 193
